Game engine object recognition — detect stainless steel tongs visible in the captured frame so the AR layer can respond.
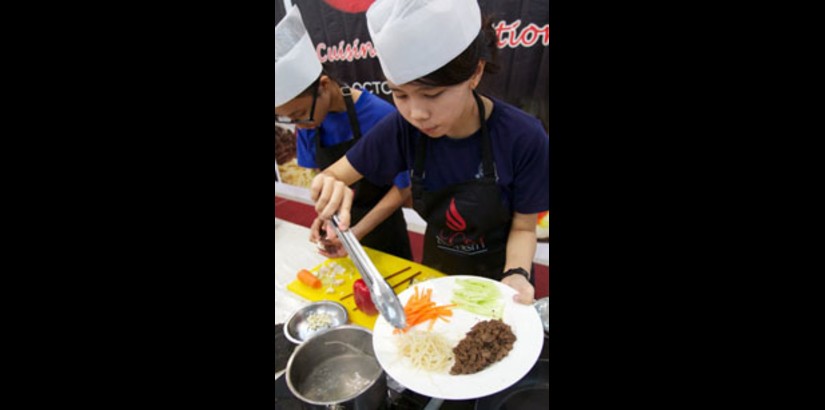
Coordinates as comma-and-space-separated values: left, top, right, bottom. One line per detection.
329, 214, 407, 329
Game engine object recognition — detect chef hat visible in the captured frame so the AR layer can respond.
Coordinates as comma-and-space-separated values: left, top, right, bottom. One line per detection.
367, 0, 481, 85
275, 5, 323, 106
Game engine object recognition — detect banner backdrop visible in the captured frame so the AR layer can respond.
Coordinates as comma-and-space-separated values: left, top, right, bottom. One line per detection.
275, 0, 549, 132
275, 0, 549, 241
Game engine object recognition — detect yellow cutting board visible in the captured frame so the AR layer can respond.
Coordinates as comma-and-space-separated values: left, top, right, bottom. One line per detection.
286, 247, 446, 329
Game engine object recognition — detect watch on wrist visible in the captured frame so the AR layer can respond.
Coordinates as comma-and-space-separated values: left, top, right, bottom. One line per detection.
500, 267, 530, 282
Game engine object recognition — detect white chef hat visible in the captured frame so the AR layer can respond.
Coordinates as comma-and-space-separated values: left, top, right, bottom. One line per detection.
275, 5, 323, 107
366, 0, 481, 85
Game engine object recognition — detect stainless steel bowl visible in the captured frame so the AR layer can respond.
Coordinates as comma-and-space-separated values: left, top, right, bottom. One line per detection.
284, 301, 349, 344
533, 297, 549, 334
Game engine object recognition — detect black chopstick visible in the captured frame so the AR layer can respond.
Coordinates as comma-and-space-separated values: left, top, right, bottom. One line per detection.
339, 266, 412, 301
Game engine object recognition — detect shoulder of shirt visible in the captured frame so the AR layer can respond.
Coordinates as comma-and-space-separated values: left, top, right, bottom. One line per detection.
354, 89, 380, 106
380, 109, 407, 126
356, 89, 396, 113
489, 97, 546, 136
367, 110, 420, 142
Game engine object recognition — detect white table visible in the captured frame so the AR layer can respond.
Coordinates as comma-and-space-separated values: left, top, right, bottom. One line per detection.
274, 218, 323, 324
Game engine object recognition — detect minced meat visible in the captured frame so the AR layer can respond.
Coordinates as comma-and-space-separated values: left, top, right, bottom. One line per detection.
275, 126, 297, 165
450, 319, 516, 375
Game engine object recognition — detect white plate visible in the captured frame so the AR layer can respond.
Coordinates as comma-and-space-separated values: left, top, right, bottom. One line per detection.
372, 275, 544, 400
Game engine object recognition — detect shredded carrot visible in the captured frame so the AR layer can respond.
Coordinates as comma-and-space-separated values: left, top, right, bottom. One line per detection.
393, 286, 456, 334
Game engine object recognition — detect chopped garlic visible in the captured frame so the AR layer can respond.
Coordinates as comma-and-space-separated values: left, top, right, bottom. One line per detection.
333, 278, 345, 286
325, 287, 335, 294
306, 312, 333, 331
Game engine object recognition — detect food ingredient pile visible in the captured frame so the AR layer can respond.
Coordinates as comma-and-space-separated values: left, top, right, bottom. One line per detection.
397, 330, 454, 372
306, 311, 333, 331
394, 286, 455, 334
391, 282, 519, 376
450, 319, 516, 375
451, 278, 505, 319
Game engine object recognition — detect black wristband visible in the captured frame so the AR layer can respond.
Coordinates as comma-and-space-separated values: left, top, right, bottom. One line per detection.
499, 267, 530, 282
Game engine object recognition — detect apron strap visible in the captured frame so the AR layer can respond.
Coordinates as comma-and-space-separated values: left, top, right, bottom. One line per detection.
313, 125, 324, 153
412, 129, 428, 180
473, 91, 496, 180
341, 86, 362, 140
314, 86, 362, 153
411, 131, 428, 204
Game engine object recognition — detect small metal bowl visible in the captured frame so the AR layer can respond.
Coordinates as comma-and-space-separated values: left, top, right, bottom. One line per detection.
533, 297, 549, 334
284, 301, 349, 344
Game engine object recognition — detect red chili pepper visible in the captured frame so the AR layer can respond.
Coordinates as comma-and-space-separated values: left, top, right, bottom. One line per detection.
353, 279, 378, 316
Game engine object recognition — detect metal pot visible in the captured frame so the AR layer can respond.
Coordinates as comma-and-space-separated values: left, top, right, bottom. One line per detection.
285, 325, 387, 410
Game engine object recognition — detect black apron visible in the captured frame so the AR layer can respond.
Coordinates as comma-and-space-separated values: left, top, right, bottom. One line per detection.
411, 92, 514, 279
314, 87, 412, 260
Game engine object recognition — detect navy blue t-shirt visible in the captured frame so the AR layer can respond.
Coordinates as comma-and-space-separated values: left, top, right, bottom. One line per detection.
296, 90, 410, 189
346, 97, 549, 215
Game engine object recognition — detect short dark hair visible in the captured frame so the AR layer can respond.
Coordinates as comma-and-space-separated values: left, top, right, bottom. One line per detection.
413, 16, 500, 87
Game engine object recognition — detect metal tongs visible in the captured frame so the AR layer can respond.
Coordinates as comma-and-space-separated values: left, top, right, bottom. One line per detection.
329, 214, 407, 329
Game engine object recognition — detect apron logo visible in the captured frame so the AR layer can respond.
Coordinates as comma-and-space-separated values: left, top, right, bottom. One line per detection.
437, 198, 487, 255
322, 0, 374, 14
445, 198, 466, 231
